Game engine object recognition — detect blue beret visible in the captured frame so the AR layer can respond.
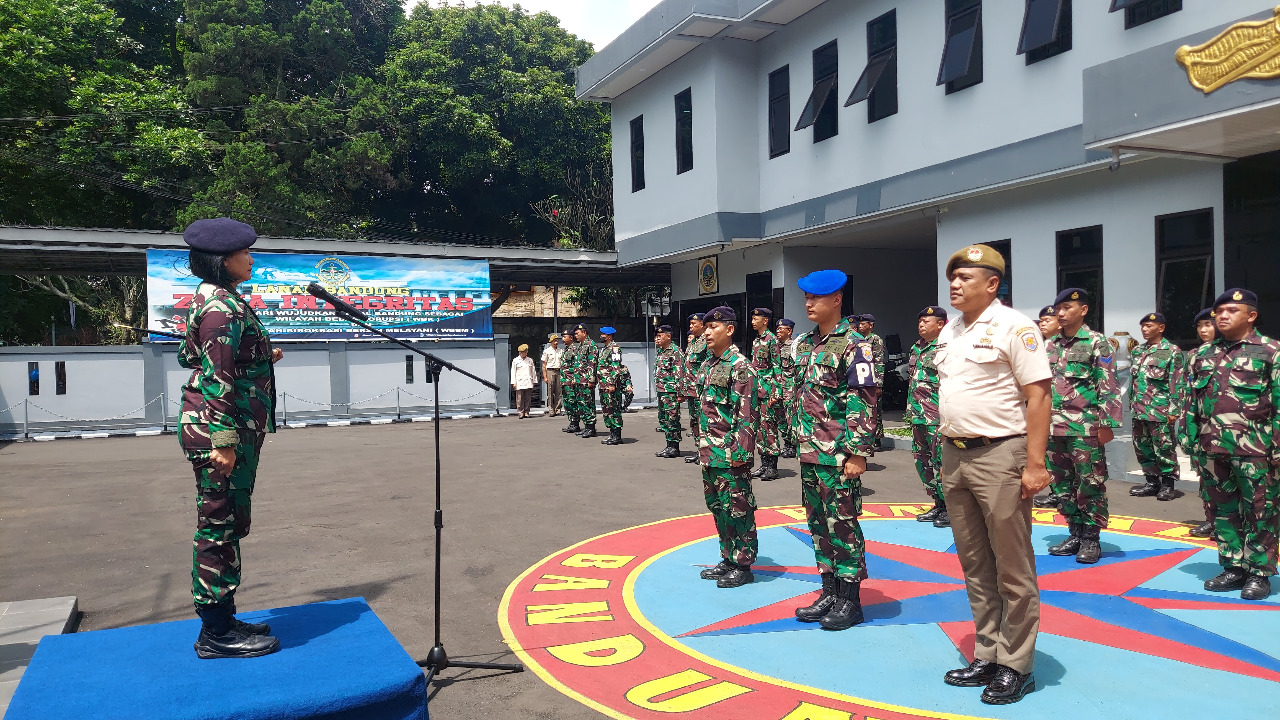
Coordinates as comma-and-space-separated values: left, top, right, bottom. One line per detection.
860, 314, 876, 324
1039, 305, 1057, 318
1214, 288, 1258, 309
183, 217, 256, 254
751, 307, 773, 318
1054, 287, 1089, 306
600, 326, 616, 335
688, 313, 704, 323
656, 325, 673, 334
777, 318, 795, 328
797, 269, 847, 296
1140, 312, 1167, 325
704, 306, 736, 323
1194, 308, 1214, 324
918, 306, 947, 320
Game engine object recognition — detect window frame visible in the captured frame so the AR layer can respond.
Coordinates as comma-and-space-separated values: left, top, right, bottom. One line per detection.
1020, 0, 1072, 64
939, 0, 983, 94
1056, 225, 1106, 334
768, 65, 791, 159
1155, 208, 1214, 348
847, 9, 898, 124
629, 115, 645, 193
674, 87, 694, 175
1110, 0, 1181, 29
793, 40, 839, 143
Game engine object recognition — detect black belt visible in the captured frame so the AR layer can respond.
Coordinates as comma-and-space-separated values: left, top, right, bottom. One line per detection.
945, 434, 1023, 450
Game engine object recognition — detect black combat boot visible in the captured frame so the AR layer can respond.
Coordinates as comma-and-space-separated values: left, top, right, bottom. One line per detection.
1241, 575, 1272, 600
819, 578, 865, 630
1049, 524, 1083, 556
700, 560, 732, 580
917, 500, 943, 523
716, 564, 754, 588
602, 428, 622, 445
1130, 475, 1161, 497
933, 500, 951, 529
750, 462, 766, 479
578, 423, 598, 438
782, 443, 797, 459
227, 597, 271, 635
1204, 567, 1249, 592
684, 452, 699, 464
1156, 475, 1178, 501
194, 602, 280, 660
795, 573, 837, 622
758, 455, 779, 481
1076, 525, 1102, 564
1032, 494, 1061, 509
563, 419, 580, 434
655, 442, 680, 458
1189, 520, 1214, 538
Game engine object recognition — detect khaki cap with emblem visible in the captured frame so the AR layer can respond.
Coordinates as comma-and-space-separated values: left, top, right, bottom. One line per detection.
945, 244, 1007, 280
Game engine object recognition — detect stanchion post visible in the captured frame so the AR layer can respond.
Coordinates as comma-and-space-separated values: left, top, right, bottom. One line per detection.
161, 391, 168, 432
396, 387, 401, 420
282, 392, 288, 426
23, 398, 29, 439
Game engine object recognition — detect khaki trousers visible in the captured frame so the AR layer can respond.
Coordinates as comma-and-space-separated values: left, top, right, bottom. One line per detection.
545, 368, 562, 415
942, 435, 1040, 674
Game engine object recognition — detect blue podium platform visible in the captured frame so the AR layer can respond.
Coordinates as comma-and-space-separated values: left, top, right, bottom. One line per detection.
3, 597, 427, 720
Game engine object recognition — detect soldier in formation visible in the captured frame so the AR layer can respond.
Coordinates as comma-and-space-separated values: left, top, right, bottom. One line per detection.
750, 308, 783, 481
653, 324, 686, 459
694, 307, 760, 589
1044, 288, 1121, 565
1186, 308, 1218, 538
560, 325, 584, 434
791, 270, 878, 631
596, 327, 625, 445
858, 315, 887, 448
563, 323, 600, 438
1186, 289, 1279, 600
684, 313, 711, 464
776, 318, 799, 459
1037, 306, 1059, 340
1128, 313, 1186, 501
908, 306, 949, 528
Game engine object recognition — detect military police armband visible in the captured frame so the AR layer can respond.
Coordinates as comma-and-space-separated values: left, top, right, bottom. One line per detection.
848, 357, 877, 388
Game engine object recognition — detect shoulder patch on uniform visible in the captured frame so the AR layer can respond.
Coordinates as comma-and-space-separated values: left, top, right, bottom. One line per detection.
860, 344, 873, 362
1017, 327, 1039, 352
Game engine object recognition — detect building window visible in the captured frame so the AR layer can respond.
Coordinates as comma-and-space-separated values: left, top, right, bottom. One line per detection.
768, 66, 790, 158
1021, 0, 1071, 64
1156, 209, 1214, 348
847, 10, 897, 123
1110, 0, 1181, 29
795, 40, 838, 143
939, 0, 983, 94
55, 361, 67, 395
675, 88, 693, 175
406, 355, 415, 384
988, 239, 1013, 306
1057, 226, 1105, 333
630, 116, 645, 193
28, 361, 39, 396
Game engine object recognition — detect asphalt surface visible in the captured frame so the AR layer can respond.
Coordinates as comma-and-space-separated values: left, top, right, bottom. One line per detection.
0, 411, 1210, 719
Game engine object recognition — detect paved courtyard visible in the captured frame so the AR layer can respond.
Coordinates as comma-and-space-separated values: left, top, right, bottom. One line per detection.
0, 411, 1213, 719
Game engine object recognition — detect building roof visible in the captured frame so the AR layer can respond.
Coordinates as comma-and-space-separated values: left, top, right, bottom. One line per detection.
577, 0, 829, 101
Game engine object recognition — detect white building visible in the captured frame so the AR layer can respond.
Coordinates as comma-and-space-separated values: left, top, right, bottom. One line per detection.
577, 0, 1280, 352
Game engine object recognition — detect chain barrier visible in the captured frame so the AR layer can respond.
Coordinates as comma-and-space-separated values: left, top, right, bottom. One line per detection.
0, 398, 27, 415
398, 387, 492, 404
25, 395, 163, 423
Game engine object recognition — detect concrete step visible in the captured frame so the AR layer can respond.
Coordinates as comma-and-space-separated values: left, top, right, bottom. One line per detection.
0, 596, 78, 714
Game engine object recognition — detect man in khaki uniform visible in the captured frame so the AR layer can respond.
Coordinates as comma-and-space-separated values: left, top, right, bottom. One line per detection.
936, 244, 1052, 707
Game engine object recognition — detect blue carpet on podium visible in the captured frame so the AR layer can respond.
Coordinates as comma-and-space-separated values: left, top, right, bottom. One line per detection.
4, 597, 427, 720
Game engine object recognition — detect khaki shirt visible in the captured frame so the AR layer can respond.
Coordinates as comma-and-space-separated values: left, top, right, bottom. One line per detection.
541, 344, 562, 370
937, 300, 1051, 439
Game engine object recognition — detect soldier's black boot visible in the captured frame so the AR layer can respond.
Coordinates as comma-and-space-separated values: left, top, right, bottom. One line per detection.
759, 455, 779, 481
1189, 520, 1214, 538
578, 423, 598, 438
1076, 525, 1102, 564
563, 419, 580, 434
602, 428, 622, 445
795, 573, 837, 622
933, 499, 951, 529
917, 503, 943, 523
782, 442, 797, 459
819, 578, 865, 630
1032, 494, 1061, 509
194, 602, 280, 660
227, 598, 271, 635
1204, 567, 1249, 592
700, 560, 732, 580
684, 450, 699, 464
716, 564, 754, 588
1156, 475, 1178, 501
1130, 475, 1161, 497
656, 442, 680, 458
1049, 524, 1083, 556
1241, 575, 1272, 600
750, 461, 766, 479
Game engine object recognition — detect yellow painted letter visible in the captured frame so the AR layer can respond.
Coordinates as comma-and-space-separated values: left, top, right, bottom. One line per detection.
625, 669, 751, 712
533, 575, 611, 592
546, 634, 644, 667
562, 554, 636, 569
525, 602, 613, 625
779, 702, 853, 720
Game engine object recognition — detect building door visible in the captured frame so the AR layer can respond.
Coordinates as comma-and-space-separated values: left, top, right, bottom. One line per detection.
1156, 209, 1214, 349
1225, 151, 1280, 335
1057, 226, 1104, 334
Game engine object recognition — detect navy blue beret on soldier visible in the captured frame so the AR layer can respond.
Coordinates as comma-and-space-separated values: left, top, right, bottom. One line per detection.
573, 323, 588, 332
656, 325, 673, 334
918, 306, 948, 321
751, 307, 773, 319
1194, 308, 1214, 324
1039, 305, 1056, 319
704, 306, 737, 323
797, 269, 848, 296
1140, 312, 1167, 325
777, 318, 795, 328
1214, 288, 1258, 309
1054, 287, 1089, 306
183, 217, 257, 253
860, 314, 877, 324
688, 313, 704, 323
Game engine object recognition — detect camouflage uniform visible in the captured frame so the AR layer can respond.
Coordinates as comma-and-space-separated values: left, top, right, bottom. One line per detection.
560, 339, 583, 424
597, 340, 625, 430
655, 344, 686, 444
684, 335, 711, 443
1130, 337, 1186, 480
779, 339, 798, 448
1181, 339, 1218, 528
178, 282, 277, 607
906, 337, 943, 501
698, 346, 760, 567
751, 329, 783, 457
1186, 329, 1280, 577
793, 318, 878, 580
1047, 326, 1122, 529
619, 365, 634, 409
867, 332, 886, 444
575, 337, 599, 426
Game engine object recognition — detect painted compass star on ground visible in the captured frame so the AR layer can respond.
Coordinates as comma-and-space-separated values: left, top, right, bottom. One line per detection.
682, 526, 1280, 684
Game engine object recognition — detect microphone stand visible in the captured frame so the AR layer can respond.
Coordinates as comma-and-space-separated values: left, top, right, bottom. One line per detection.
318, 306, 523, 686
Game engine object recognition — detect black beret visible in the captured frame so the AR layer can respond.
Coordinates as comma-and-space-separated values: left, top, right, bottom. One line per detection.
1194, 308, 1214, 324
751, 307, 773, 318
1039, 305, 1057, 318
860, 314, 876, 324
1054, 288, 1089, 306
573, 323, 588, 332
918, 306, 948, 320
704, 306, 737, 323
846, 314, 863, 324
1214, 288, 1258, 309
688, 313, 704, 323
656, 325, 673, 334
1139, 312, 1167, 325
183, 217, 257, 253
777, 318, 795, 328
561, 328, 573, 335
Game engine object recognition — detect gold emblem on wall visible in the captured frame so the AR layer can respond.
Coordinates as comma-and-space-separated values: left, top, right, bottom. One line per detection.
1176, 6, 1280, 94
697, 256, 719, 296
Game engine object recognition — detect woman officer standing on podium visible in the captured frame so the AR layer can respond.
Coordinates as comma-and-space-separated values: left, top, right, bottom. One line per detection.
177, 217, 284, 659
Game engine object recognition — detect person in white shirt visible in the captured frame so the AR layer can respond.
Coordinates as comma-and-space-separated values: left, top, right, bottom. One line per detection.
511, 344, 537, 418
541, 333, 564, 416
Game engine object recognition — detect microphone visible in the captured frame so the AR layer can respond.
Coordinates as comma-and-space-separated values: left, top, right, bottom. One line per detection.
306, 282, 369, 321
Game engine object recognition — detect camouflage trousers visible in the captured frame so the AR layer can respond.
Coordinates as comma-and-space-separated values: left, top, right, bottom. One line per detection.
800, 463, 868, 580
565, 384, 596, 425
599, 386, 625, 430
658, 392, 683, 443
1132, 418, 1178, 478
1203, 454, 1280, 576
686, 397, 702, 443
873, 389, 884, 444
781, 389, 796, 446
758, 398, 782, 456
911, 423, 943, 500
187, 434, 264, 606
1191, 451, 1216, 525
702, 466, 759, 567
1047, 435, 1109, 528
